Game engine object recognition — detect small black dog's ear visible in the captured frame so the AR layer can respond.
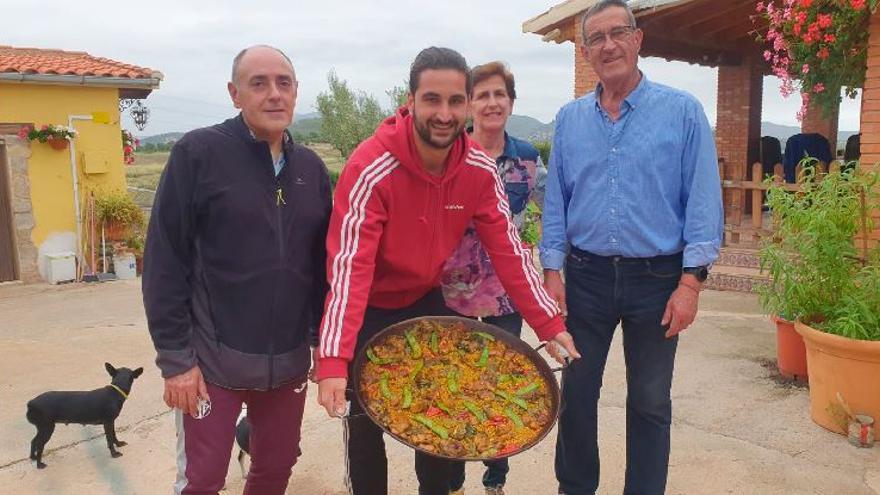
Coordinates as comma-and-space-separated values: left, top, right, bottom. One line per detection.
133, 367, 144, 378
105, 362, 117, 376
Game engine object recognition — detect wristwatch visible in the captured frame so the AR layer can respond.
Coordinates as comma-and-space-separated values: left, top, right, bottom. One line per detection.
682, 266, 709, 282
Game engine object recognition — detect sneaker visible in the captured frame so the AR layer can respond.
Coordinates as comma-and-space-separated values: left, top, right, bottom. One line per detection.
485, 486, 505, 495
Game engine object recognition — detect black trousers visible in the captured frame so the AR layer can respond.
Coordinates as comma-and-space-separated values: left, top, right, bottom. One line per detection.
345, 289, 461, 495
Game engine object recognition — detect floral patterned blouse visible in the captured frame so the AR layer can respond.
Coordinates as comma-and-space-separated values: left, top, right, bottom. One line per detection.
441, 133, 546, 317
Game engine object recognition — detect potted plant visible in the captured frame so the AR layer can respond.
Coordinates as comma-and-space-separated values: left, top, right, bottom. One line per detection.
94, 189, 145, 242
761, 160, 880, 434
17, 124, 77, 150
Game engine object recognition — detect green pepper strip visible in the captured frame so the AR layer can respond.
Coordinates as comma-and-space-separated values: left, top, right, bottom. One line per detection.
379, 372, 394, 400
497, 373, 512, 383
494, 389, 529, 410
447, 369, 459, 393
366, 348, 393, 365
412, 414, 449, 439
515, 381, 540, 396
405, 330, 422, 359
430, 331, 439, 353
463, 400, 487, 421
504, 407, 524, 428
474, 331, 496, 341
408, 359, 424, 380
402, 386, 413, 409
436, 401, 452, 415
476, 345, 489, 368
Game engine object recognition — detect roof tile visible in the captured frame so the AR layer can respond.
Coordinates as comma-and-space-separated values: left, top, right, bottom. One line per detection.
0, 46, 160, 79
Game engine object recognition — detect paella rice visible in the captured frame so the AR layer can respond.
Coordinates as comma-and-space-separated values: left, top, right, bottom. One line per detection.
358, 319, 553, 459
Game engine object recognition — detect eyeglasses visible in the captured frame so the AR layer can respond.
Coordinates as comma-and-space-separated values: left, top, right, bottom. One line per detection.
584, 25, 636, 49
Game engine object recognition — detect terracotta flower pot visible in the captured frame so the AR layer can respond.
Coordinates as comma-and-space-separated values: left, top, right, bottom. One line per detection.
47, 137, 69, 150
102, 220, 128, 242
795, 320, 880, 435
773, 315, 808, 381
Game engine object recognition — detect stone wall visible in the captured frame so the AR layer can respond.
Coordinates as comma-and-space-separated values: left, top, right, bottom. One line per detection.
0, 135, 39, 282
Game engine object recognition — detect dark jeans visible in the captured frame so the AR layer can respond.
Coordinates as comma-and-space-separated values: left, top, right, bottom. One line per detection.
555, 248, 680, 495
344, 289, 461, 495
448, 312, 523, 491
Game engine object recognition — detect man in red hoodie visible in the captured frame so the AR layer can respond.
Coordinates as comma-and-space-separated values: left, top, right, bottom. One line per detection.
315, 47, 580, 495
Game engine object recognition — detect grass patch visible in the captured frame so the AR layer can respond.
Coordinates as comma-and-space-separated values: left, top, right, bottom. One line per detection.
127, 145, 345, 194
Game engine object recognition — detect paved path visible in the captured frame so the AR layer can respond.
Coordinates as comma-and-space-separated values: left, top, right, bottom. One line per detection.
0, 280, 877, 494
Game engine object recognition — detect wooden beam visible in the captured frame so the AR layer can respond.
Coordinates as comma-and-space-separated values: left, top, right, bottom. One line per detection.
638, 0, 716, 28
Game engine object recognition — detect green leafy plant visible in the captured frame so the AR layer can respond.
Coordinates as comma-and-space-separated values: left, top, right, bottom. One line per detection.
758, 158, 880, 340
94, 189, 145, 229
520, 202, 542, 247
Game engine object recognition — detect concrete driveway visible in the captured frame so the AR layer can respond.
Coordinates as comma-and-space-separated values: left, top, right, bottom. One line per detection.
0, 280, 877, 494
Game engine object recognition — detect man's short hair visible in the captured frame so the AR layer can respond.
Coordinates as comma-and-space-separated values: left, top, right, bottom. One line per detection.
470, 61, 516, 101
231, 45, 295, 83
582, 0, 637, 41
409, 47, 472, 95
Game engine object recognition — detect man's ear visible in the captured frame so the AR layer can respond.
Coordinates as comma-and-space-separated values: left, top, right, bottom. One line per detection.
406, 93, 415, 113
228, 81, 242, 109
105, 362, 117, 377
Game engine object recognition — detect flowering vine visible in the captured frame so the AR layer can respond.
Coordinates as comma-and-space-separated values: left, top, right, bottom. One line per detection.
122, 129, 139, 165
755, 0, 878, 120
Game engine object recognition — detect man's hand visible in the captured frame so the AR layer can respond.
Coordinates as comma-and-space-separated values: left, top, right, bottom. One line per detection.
543, 269, 567, 315
661, 278, 700, 338
163, 366, 209, 417
545, 331, 582, 364
318, 377, 348, 417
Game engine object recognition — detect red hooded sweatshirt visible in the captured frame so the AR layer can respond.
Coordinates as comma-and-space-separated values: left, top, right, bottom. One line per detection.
317, 108, 563, 380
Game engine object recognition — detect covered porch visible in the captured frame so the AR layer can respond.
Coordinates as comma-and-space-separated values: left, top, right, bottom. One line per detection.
523, 0, 879, 290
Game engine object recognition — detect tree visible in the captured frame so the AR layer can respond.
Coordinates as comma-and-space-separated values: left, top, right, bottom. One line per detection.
316, 70, 386, 158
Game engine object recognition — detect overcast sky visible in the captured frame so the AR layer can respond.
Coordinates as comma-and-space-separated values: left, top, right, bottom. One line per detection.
5, 0, 862, 136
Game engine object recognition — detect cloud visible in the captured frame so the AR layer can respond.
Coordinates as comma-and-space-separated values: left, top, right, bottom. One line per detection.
3, 1, 860, 134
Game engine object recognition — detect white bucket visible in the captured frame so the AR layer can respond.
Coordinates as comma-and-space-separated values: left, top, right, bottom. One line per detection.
113, 253, 137, 280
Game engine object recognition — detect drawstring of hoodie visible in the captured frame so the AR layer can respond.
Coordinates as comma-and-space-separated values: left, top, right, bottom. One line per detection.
418, 181, 430, 225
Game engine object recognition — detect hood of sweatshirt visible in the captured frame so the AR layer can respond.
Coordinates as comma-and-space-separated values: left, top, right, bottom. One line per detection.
374, 106, 472, 184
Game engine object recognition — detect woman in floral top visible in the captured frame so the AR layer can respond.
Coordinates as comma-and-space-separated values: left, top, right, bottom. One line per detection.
444, 61, 546, 495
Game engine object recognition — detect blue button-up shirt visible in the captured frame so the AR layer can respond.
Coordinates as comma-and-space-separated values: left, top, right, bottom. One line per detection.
539, 75, 723, 270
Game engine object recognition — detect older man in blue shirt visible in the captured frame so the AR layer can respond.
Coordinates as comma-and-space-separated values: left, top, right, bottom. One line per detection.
540, 1, 723, 494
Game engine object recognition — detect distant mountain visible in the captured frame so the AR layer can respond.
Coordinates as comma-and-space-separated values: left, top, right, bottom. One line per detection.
506, 114, 554, 142
140, 132, 184, 145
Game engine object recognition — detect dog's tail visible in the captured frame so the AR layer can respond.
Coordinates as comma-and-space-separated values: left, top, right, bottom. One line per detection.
26, 401, 42, 425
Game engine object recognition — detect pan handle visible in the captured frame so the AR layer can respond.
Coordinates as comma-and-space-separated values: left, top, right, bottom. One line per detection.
534, 342, 571, 373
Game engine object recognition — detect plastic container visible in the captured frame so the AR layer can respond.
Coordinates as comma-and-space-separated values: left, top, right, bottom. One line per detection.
113, 253, 137, 280
46, 252, 76, 284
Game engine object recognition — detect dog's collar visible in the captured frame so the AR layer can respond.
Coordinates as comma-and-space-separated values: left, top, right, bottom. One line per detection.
109, 384, 128, 399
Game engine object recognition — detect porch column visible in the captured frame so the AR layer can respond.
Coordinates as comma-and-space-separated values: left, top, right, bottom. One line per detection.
801, 102, 839, 157
858, 9, 880, 247
716, 56, 763, 242
574, 13, 600, 98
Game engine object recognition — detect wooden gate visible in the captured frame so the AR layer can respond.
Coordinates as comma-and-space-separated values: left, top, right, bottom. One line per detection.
0, 141, 19, 282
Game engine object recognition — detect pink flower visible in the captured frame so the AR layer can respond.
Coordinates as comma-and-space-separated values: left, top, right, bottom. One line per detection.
824, 34, 836, 43
852, 0, 866, 10
813, 83, 825, 93
817, 47, 830, 59
764, 50, 773, 61
817, 14, 832, 29
802, 63, 810, 74
756, 2, 765, 12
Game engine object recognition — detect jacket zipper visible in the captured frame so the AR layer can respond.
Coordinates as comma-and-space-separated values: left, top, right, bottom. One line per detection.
267, 154, 286, 389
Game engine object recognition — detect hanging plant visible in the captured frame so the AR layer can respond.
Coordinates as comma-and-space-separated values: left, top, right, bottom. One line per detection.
122, 129, 139, 165
755, 0, 879, 120
17, 124, 76, 143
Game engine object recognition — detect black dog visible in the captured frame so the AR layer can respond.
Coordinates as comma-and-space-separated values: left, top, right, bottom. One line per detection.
26, 362, 143, 469
235, 410, 251, 478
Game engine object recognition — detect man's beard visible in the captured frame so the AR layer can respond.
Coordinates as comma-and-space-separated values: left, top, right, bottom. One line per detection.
413, 110, 464, 150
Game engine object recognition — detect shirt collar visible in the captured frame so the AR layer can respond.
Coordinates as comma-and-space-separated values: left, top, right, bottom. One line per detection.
593, 71, 650, 113
466, 128, 518, 161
